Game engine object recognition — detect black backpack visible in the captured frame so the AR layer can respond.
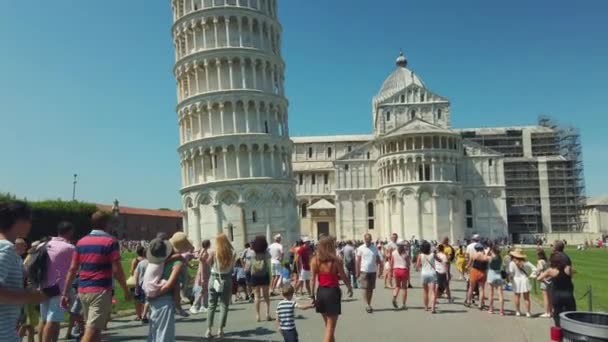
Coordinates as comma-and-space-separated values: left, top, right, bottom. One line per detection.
25, 242, 50, 288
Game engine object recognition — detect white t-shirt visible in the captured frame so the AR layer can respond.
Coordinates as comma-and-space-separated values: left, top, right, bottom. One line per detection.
268, 242, 283, 265
356, 244, 379, 273
435, 253, 448, 274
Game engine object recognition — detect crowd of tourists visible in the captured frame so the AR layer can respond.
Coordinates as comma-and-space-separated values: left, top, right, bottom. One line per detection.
0, 199, 577, 342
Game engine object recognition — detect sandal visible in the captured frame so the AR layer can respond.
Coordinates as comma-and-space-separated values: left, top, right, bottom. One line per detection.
204, 329, 213, 339
266, 316, 273, 321
392, 298, 398, 309
365, 306, 373, 314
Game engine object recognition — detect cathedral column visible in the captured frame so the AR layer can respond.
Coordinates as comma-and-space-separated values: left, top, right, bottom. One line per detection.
200, 150, 206, 182
244, 106, 250, 132
399, 197, 405, 238
270, 149, 276, 177
225, 17, 231, 46
384, 196, 391, 234
252, 61, 257, 89
336, 196, 342, 240
255, 104, 261, 132
248, 149, 253, 177
237, 18, 243, 47
204, 60, 210, 91
182, 207, 189, 236
210, 151, 216, 178
192, 25, 198, 51
192, 207, 202, 250
216, 58, 223, 90
202, 19, 207, 49
232, 104, 237, 132
260, 147, 265, 175
214, 204, 223, 235
449, 197, 455, 243
213, 17, 219, 49
222, 148, 228, 179
415, 194, 422, 240
194, 66, 200, 94
432, 194, 439, 240
228, 60, 234, 89
236, 150, 241, 178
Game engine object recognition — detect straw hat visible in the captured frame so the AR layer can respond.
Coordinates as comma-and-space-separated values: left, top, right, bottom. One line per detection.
509, 248, 527, 260
170, 232, 194, 254
147, 238, 173, 264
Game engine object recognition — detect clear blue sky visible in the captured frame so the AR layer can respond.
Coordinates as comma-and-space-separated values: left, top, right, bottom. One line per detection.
1, 0, 606, 209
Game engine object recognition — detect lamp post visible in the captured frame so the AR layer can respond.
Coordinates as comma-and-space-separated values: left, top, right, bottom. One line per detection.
72, 174, 78, 201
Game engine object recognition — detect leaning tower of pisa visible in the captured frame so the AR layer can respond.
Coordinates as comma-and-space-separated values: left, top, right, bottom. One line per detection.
170, 0, 298, 248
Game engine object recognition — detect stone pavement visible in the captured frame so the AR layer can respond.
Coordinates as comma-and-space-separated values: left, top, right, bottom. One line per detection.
93, 274, 553, 341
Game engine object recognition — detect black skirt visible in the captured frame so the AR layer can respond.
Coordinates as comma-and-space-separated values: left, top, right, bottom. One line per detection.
315, 287, 342, 316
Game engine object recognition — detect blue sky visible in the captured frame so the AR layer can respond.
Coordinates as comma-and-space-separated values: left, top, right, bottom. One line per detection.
1, 0, 606, 209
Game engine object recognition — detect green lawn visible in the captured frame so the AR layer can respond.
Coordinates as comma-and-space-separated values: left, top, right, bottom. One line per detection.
522, 247, 607, 312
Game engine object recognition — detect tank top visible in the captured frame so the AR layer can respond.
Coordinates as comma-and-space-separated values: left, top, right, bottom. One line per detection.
472, 258, 488, 271
552, 268, 574, 293
392, 250, 409, 269
489, 256, 502, 271
420, 254, 435, 276
317, 260, 339, 288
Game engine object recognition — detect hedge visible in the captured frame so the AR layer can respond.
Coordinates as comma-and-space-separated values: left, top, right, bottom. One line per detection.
1, 193, 98, 242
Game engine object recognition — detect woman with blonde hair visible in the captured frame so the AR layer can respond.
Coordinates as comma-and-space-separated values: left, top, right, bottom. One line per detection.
311, 235, 353, 342
205, 234, 235, 338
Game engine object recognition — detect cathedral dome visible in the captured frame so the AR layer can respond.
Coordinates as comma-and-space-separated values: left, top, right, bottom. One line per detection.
374, 52, 424, 105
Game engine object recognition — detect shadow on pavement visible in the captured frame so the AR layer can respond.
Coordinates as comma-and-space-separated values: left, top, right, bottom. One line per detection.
105, 335, 278, 341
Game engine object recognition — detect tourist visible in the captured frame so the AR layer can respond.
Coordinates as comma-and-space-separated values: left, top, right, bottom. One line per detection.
552, 240, 573, 269
275, 285, 314, 342
269, 234, 284, 295
20, 241, 41, 342
134, 249, 150, 323
14, 237, 27, 259
356, 233, 383, 313
465, 243, 490, 310
249, 235, 272, 322
434, 244, 452, 303
39, 221, 76, 342
390, 239, 410, 310
65, 274, 84, 340
310, 236, 353, 342
440, 237, 455, 296
205, 233, 235, 338
233, 258, 248, 300
455, 245, 467, 280
536, 249, 552, 318
190, 239, 211, 314
242, 242, 256, 302
0, 201, 52, 342
487, 244, 505, 315
130, 245, 146, 321
62, 211, 131, 342
341, 240, 357, 288
537, 252, 575, 327
384, 233, 398, 289
415, 241, 437, 313
145, 233, 192, 342
508, 248, 536, 317
295, 238, 313, 298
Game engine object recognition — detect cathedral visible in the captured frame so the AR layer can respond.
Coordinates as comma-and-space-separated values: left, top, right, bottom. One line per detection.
293, 52, 508, 242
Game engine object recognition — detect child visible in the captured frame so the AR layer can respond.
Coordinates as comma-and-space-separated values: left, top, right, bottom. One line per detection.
234, 259, 248, 300
281, 261, 292, 287
276, 285, 314, 342
142, 239, 184, 314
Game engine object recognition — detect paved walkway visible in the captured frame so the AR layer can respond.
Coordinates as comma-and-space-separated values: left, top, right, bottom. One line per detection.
93, 273, 552, 341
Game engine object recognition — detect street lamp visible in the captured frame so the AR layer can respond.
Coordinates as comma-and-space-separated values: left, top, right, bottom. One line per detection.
72, 174, 78, 201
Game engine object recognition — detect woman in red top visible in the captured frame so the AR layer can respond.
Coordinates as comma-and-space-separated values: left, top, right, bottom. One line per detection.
311, 236, 353, 342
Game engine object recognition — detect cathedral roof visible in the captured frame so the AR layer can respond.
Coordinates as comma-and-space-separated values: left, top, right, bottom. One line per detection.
373, 52, 425, 106
381, 117, 455, 139
308, 199, 336, 210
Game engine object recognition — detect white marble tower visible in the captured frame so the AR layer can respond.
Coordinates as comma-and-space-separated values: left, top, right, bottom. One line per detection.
171, 0, 298, 248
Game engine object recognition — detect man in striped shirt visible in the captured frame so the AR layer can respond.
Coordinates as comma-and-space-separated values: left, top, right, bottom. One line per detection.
0, 201, 50, 342
62, 211, 130, 342
275, 285, 313, 342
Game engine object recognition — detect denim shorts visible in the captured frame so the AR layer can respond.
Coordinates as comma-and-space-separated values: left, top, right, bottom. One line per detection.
421, 273, 437, 285
40, 296, 66, 322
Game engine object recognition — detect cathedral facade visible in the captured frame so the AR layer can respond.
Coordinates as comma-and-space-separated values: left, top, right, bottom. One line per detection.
293, 53, 509, 242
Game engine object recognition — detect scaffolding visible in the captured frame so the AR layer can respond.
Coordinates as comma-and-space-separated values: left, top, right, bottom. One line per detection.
504, 161, 543, 234
461, 130, 524, 157
539, 116, 587, 232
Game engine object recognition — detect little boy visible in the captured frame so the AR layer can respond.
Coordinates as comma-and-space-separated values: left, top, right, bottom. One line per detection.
276, 285, 313, 342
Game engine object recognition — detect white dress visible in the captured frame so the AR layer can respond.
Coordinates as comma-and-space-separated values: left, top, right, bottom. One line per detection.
509, 261, 536, 294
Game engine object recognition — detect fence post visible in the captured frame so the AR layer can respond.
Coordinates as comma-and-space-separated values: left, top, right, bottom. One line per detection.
588, 285, 593, 312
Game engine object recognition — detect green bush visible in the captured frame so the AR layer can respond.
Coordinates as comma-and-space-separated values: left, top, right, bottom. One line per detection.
1, 192, 98, 241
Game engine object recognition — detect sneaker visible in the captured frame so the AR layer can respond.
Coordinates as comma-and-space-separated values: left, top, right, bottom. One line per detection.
199, 306, 208, 313
142, 318, 149, 324
392, 298, 398, 309
189, 306, 199, 315
526, 312, 532, 318
515, 311, 521, 317
540, 313, 551, 318
176, 309, 190, 317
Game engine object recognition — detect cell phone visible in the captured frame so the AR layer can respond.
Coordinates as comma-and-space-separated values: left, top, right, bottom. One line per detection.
42, 285, 61, 298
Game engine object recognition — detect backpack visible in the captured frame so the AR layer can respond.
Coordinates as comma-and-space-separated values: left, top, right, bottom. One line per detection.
251, 255, 268, 277
25, 242, 50, 288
